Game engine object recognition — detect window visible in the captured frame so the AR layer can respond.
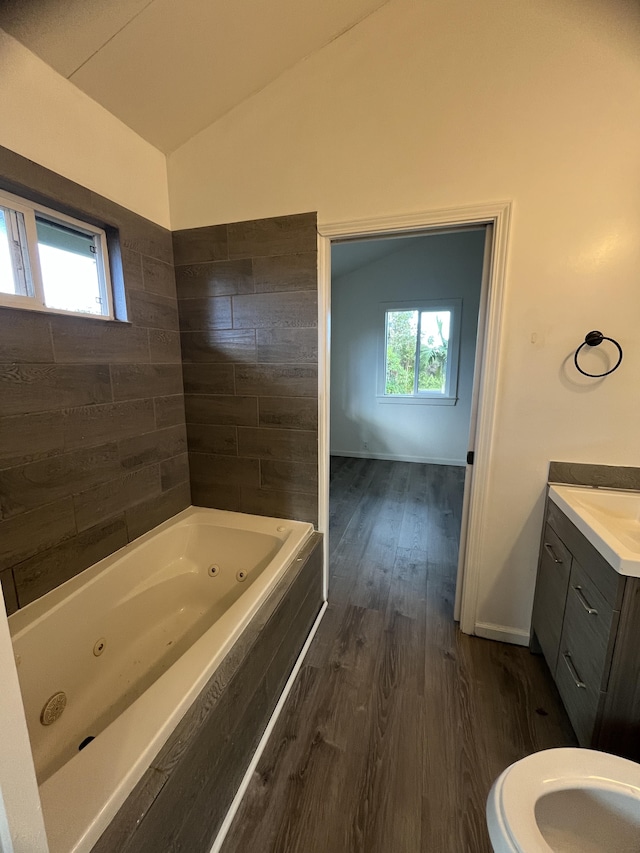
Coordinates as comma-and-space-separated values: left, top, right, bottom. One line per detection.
378, 299, 461, 405
0, 189, 113, 319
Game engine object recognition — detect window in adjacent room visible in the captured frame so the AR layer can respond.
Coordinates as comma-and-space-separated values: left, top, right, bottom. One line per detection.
378, 299, 461, 405
0, 189, 114, 319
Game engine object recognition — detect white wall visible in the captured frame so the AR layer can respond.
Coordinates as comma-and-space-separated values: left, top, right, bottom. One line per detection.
168, 0, 640, 640
0, 30, 170, 228
331, 231, 485, 465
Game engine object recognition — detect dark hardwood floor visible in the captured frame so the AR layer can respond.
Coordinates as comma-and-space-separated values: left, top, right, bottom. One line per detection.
221, 457, 576, 853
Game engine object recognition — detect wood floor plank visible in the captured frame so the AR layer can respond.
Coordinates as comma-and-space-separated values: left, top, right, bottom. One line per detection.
423, 568, 483, 852
397, 461, 430, 552
386, 546, 429, 622
336, 459, 396, 552
221, 458, 577, 853
341, 463, 410, 613
328, 457, 378, 561
345, 638, 422, 852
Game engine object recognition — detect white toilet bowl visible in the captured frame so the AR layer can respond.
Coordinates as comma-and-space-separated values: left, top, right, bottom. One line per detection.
486, 747, 640, 852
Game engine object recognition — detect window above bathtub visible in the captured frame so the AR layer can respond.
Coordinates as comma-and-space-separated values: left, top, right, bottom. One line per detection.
0, 188, 114, 319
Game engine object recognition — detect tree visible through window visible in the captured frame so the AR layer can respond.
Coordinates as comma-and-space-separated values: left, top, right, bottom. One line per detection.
382, 303, 459, 400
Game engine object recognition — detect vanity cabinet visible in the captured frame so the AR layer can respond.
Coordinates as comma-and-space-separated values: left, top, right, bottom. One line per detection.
531, 492, 640, 761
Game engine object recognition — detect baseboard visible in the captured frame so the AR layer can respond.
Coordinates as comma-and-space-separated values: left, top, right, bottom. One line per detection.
330, 450, 466, 466
209, 600, 328, 853
474, 622, 530, 647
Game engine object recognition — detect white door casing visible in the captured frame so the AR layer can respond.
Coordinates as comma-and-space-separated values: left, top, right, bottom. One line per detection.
318, 201, 511, 635
454, 222, 494, 621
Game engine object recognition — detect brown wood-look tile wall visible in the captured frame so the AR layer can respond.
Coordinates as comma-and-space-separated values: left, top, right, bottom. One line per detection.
0, 146, 190, 614
174, 213, 318, 526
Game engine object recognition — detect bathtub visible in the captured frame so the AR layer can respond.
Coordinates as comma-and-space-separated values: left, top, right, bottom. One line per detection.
8, 506, 314, 853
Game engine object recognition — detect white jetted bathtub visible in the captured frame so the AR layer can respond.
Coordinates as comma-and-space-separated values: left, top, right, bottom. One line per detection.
8, 506, 314, 853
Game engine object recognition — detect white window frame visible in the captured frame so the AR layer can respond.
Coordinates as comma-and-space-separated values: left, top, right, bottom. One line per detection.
0, 188, 114, 320
377, 298, 462, 406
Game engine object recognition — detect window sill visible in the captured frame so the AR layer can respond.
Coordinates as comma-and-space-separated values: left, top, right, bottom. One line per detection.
376, 395, 458, 406
0, 297, 122, 323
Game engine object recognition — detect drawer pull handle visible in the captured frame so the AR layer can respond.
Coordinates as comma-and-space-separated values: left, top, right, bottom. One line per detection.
562, 652, 586, 689
573, 585, 598, 615
544, 542, 563, 563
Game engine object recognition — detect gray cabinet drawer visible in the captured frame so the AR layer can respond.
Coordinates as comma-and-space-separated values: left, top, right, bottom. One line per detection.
555, 559, 617, 745
555, 647, 601, 745
561, 559, 616, 693
531, 524, 572, 673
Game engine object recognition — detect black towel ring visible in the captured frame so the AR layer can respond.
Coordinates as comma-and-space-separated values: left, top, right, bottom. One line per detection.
574, 330, 623, 378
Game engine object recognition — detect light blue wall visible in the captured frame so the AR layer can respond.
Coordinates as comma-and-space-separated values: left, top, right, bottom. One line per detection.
330, 229, 485, 465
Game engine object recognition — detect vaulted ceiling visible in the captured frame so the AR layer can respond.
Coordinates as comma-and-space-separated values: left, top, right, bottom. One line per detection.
0, 0, 388, 153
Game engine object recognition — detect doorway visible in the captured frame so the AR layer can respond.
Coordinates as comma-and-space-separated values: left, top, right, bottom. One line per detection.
317, 203, 511, 635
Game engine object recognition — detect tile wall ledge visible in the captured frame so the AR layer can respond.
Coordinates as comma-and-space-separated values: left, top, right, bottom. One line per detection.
548, 461, 640, 491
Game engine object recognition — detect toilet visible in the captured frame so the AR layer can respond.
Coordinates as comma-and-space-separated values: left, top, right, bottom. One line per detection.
486, 747, 640, 852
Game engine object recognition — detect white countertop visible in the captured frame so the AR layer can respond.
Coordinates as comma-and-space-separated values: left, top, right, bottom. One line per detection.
549, 484, 640, 577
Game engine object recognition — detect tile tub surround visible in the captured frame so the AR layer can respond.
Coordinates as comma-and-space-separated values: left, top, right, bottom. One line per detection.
174, 213, 318, 526
0, 146, 190, 614
92, 532, 323, 853
548, 461, 640, 491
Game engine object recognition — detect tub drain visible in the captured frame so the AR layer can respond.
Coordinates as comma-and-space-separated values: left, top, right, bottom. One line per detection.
40, 691, 67, 726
